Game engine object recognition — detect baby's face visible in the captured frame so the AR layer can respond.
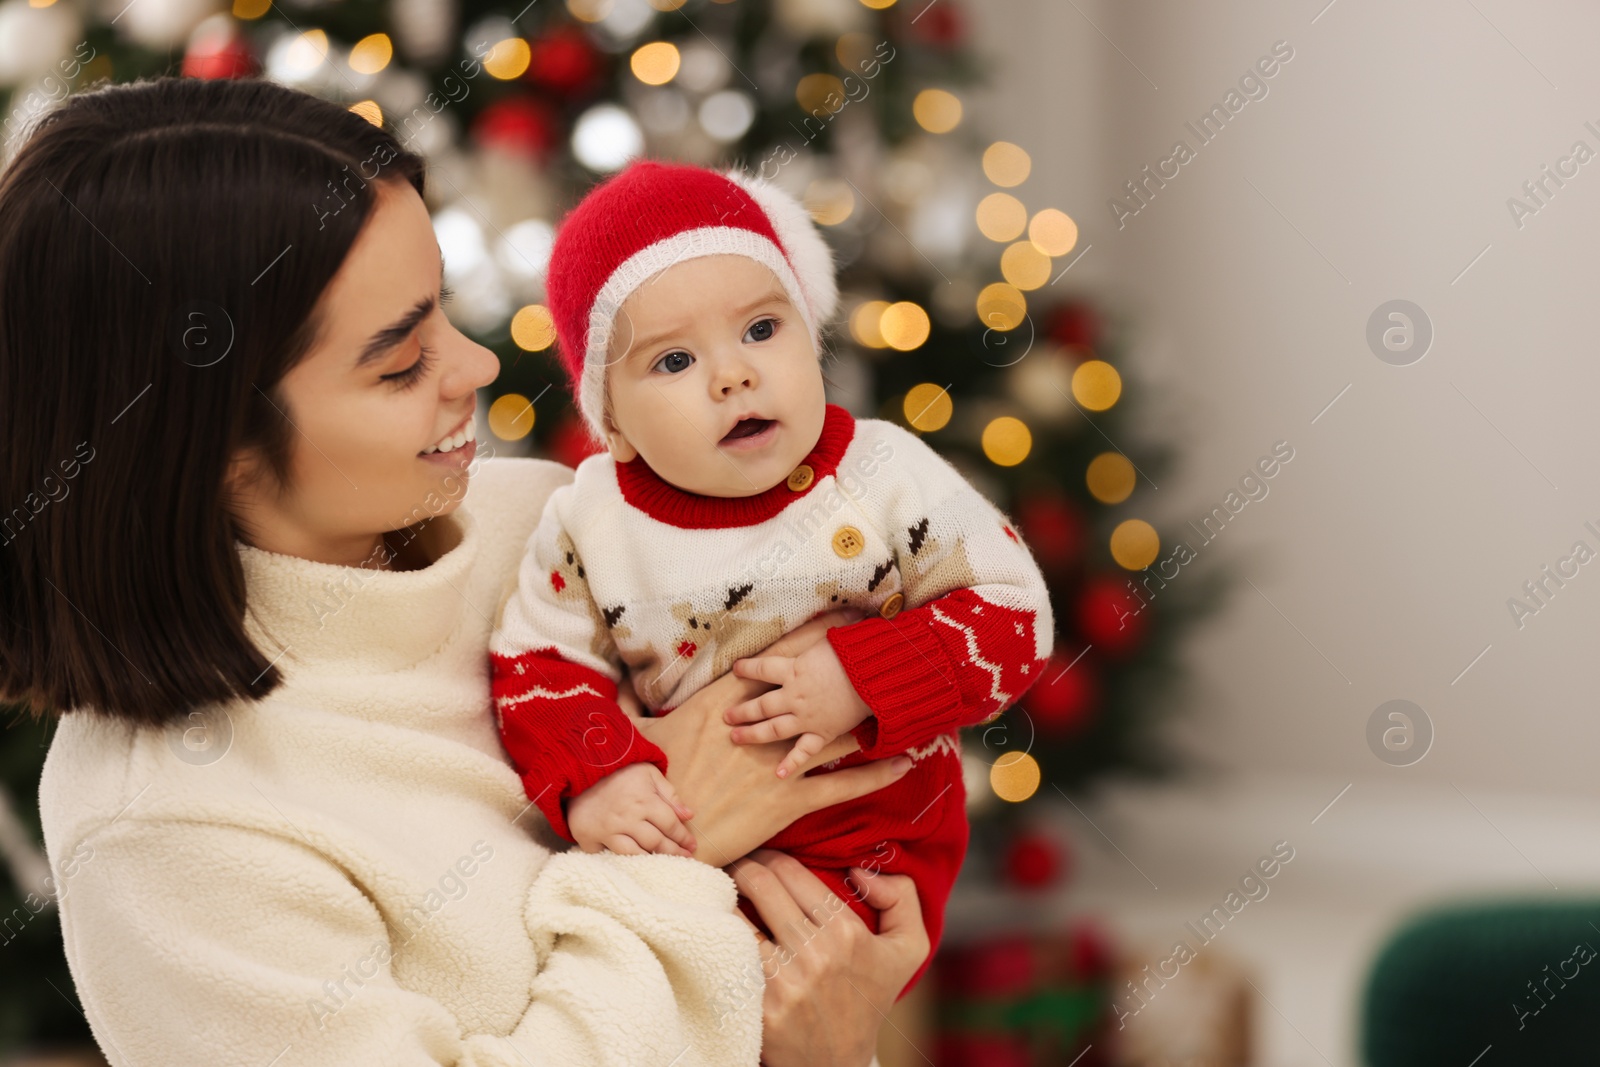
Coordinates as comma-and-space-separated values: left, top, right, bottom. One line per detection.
602, 254, 827, 497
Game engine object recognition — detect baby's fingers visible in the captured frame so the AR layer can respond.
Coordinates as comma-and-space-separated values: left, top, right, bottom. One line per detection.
729, 713, 803, 746
723, 693, 781, 727
648, 799, 698, 854
777, 732, 828, 780
730, 655, 795, 688
653, 772, 694, 822
603, 834, 646, 856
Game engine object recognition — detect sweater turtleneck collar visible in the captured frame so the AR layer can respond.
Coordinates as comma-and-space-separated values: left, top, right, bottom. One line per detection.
614, 403, 857, 529
235, 505, 477, 675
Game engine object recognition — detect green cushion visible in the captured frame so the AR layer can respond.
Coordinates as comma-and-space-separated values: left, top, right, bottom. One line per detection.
1363, 899, 1600, 1065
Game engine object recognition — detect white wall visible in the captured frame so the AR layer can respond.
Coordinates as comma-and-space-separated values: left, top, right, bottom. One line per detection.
975, 0, 1600, 796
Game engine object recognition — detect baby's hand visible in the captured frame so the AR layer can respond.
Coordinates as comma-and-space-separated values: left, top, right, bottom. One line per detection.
567, 763, 697, 857
725, 641, 873, 779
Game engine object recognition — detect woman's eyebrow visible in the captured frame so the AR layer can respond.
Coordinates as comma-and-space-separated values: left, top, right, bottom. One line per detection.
352, 255, 447, 371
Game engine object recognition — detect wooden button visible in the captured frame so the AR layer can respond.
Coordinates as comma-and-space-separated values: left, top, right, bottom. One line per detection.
786, 464, 815, 492
831, 526, 865, 558
879, 592, 904, 619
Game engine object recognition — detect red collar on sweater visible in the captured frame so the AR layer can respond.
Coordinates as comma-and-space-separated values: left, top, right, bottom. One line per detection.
615, 403, 857, 529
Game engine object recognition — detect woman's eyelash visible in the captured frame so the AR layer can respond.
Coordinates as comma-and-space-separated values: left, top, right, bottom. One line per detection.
382, 345, 436, 390
380, 290, 451, 389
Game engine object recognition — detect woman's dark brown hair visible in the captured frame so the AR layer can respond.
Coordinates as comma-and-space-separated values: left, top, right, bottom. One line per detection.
0, 77, 426, 725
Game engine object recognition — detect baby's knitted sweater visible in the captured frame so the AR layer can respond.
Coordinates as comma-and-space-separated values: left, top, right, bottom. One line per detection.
489, 404, 1054, 841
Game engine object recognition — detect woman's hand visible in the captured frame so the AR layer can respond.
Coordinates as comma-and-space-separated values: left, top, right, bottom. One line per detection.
731, 849, 929, 1067
634, 611, 911, 866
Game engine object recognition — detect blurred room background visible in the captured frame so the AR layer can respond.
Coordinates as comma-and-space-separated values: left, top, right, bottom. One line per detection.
5, 0, 1600, 1064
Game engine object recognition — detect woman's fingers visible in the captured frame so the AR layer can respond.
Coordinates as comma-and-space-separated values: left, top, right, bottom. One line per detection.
729, 856, 815, 951
848, 869, 930, 967
749, 850, 849, 928
730, 713, 803, 746
798, 754, 912, 810
758, 609, 864, 659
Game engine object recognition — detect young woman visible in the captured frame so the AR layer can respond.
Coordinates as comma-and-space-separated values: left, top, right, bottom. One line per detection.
0, 77, 926, 1066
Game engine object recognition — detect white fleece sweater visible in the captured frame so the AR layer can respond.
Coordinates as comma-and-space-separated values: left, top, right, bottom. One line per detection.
35, 457, 765, 1067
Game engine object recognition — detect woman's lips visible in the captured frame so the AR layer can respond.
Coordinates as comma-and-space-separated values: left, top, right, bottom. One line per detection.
421, 439, 476, 466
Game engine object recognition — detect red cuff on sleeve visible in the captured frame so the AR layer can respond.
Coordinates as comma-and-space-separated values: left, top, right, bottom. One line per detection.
490, 648, 669, 842
828, 589, 1047, 759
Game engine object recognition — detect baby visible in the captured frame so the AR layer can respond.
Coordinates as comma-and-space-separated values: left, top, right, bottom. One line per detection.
489, 160, 1053, 992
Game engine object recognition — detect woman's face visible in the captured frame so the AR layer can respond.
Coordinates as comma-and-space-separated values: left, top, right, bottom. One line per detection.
228, 180, 499, 567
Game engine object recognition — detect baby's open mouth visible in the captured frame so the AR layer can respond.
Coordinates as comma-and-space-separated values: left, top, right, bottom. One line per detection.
721, 418, 774, 443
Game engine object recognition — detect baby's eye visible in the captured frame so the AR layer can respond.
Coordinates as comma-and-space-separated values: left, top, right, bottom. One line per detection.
744, 317, 779, 343
652, 350, 694, 374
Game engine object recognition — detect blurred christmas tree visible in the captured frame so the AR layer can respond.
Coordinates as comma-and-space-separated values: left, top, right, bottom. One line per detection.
0, 0, 1230, 1056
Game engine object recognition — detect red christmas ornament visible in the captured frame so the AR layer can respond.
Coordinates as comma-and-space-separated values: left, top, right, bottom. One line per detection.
1015, 493, 1083, 572
1075, 576, 1147, 655
1067, 918, 1115, 980
471, 96, 558, 158
939, 934, 1035, 999
543, 414, 604, 469
1025, 654, 1098, 737
1049, 302, 1101, 351
932, 1034, 1032, 1067
526, 26, 602, 96
907, 2, 966, 47
182, 22, 257, 81
1002, 828, 1068, 891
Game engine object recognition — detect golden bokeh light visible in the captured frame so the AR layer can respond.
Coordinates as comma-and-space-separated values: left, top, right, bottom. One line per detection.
982, 416, 1032, 466
484, 38, 531, 80
975, 283, 1027, 331
630, 41, 680, 86
804, 178, 855, 226
859, 0, 898, 8
903, 383, 953, 432
1086, 452, 1136, 504
1000, 241, 1052, 291
990, 751, 1041, 803
489, 393, 536, 441
349, 33, 393, 75
1030, 209, 1079, 257
567, 0, 614, 21
912, 89, 962, 134
836, 32, 874, 69
233, 0, 270, 18
797, 73, 847, 116
976, 192, 1027, 242
647, 0, 687, 9
850, 300, 890, 348
982, 141, 1031, 187
511, 304, 556, 352
1111, 519, 1161, 570
879, 302, 931, 351
348, 100, 384, 127
1072, 360, 1122, 411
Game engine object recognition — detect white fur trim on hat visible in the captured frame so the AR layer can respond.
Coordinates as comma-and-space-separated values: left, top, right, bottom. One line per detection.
724, 169, 840, 326
578, 225, 818, 441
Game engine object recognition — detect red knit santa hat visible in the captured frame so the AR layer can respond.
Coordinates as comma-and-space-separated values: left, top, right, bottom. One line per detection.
545, 160, 839, 442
